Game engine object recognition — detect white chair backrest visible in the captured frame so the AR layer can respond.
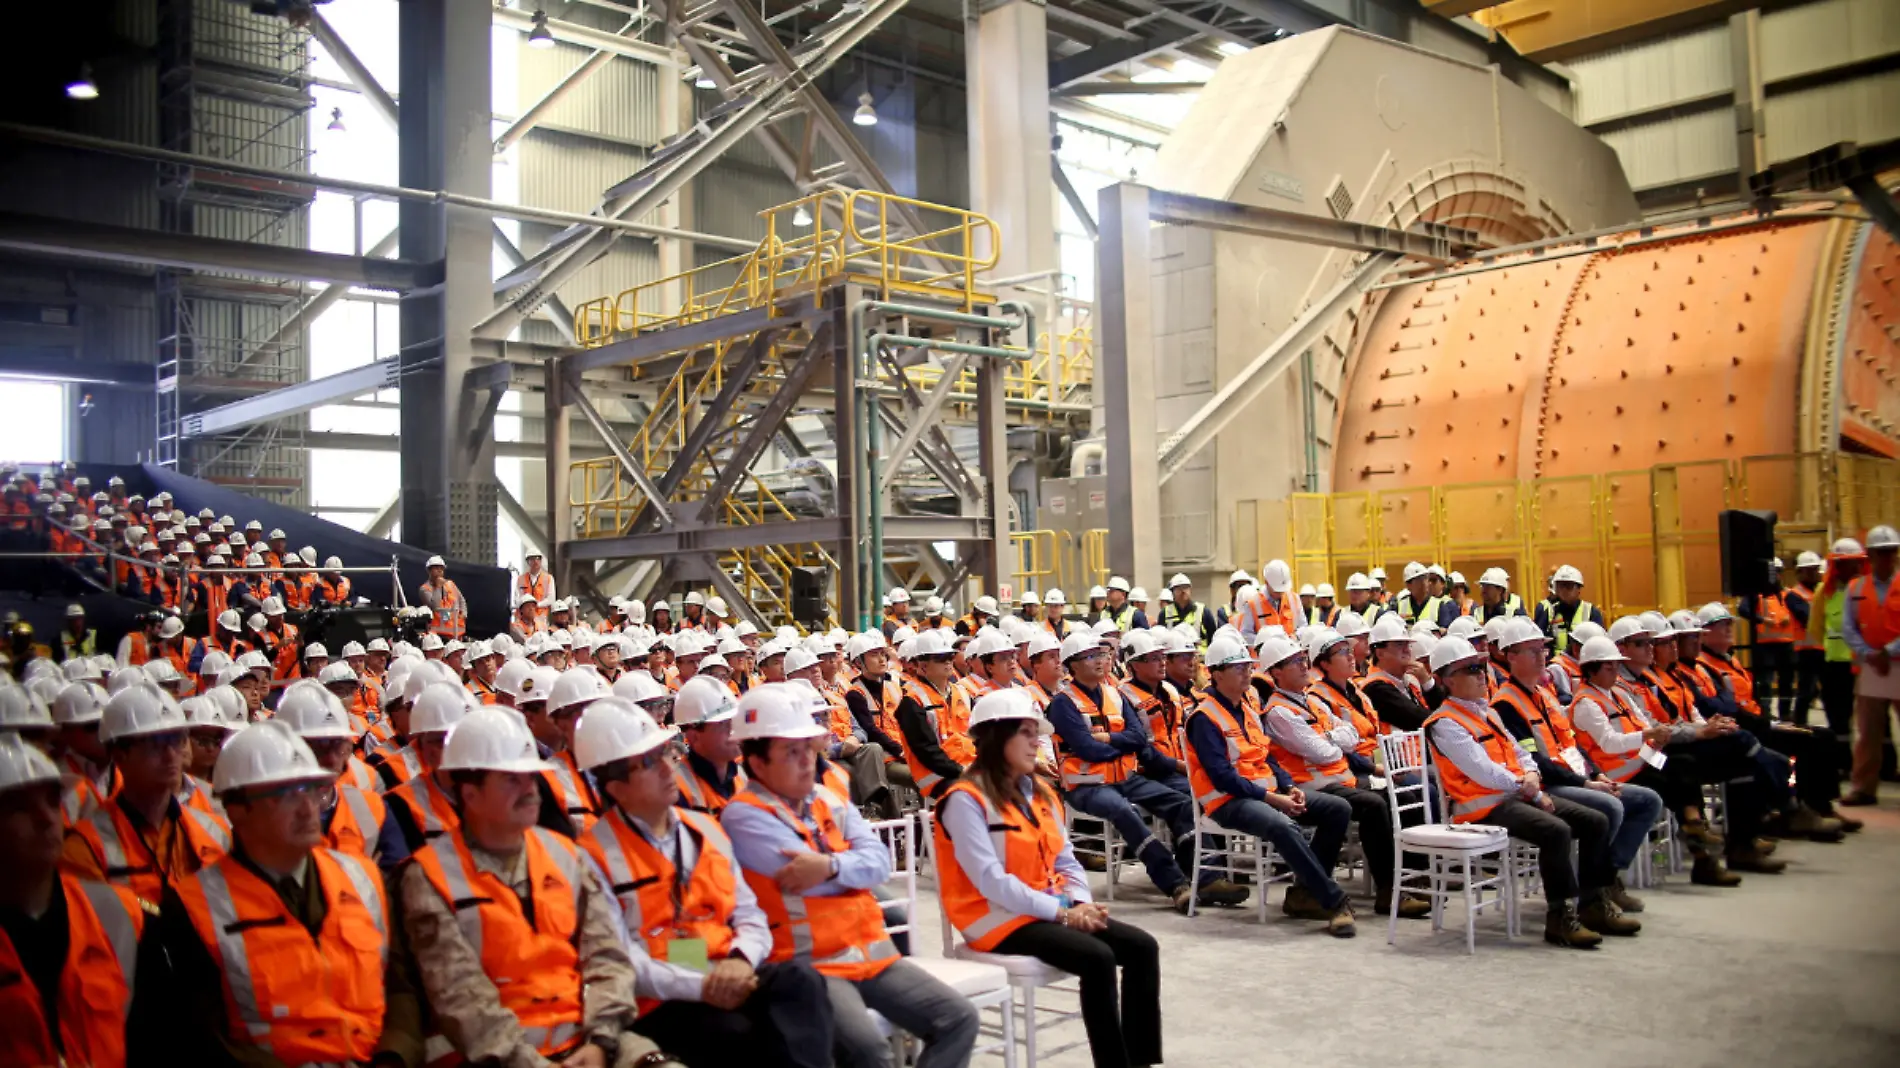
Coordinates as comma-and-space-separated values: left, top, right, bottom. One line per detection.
1174, 726, 1206, 822
919, 807, 966, 954
869, 814, 920, 943
1377, 729, 1435, 825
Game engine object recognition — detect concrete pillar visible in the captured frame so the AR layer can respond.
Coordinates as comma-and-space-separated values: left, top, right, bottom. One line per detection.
398, 0, 497, 562
1097, 183, 1161, 586
965, 0, 1056, 280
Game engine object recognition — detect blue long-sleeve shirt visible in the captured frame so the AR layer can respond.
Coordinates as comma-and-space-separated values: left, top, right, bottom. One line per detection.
1184, 687, 1293, 803
1841, 574, 1900, 659
1118, 680, 1183, 777
1045, 683, 1144, 766
721, 785, 891, 895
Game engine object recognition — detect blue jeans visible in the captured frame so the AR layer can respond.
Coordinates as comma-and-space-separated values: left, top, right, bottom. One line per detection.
1550, 785, 1621, 878
828, 959, 980, 1068
1207, 791, 1351, 910
1068, 777, 1198, 894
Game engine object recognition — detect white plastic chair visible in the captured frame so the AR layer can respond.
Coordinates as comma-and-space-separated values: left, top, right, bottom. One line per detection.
1063, 808, 1133, 900
1173, 727, 1294, 922
869, 815, 1017, 1067
1379, 730, 1518, 953
925, 807, 1085, 1068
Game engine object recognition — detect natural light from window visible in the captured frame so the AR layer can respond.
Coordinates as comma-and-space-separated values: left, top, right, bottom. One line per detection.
0, 380, 69, 463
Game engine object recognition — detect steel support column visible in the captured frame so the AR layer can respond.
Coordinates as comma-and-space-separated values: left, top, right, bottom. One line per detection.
974, 343, 1010, 600
966, 0, 1058, 281
1097, 183, 1162, 587
545, 356, 573, 594
398, 0, 497, 563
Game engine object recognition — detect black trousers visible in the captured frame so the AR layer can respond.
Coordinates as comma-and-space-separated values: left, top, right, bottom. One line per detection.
1630, 763, 1703, 817
993, 918, 1161, 1068
1666, 735, 1767, 844
1793, 648, 1824, 724
1483, 795, 1610, 904
1753, 642, 1795, 719
1821, 660, 1857, 737
1319, 782, 1412, 894
1760, 724, 1842, 809
629, 961, 834, 1068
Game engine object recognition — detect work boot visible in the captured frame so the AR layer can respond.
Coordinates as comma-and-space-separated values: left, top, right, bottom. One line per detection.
1691, 854, 1742, 887
1580, 891, 1642, 937
1171, 885, 1195, 915
1822, 807, 1864, 832
1727, 847, 1787, 874
1325, 901, 1357, 939
1788, 805, 1845, 843
1281, 884, 1332, 920
1752, 837, 1779, 857
1077, 852, 1108, 872
1608, 876, 1645, 914
1196, 879, 1250, 907
1543, 903, 1602, 950
1758, 811, 1789, 840
1838, 791, 1877, 807
1680, 817, 1725, 851
1374, 886, 1432, 919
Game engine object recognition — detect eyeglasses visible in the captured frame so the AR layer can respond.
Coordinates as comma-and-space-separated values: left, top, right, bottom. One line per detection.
1621, 637, 1652, 648
243, 780, 330, 805
1452, 663, 1489, 678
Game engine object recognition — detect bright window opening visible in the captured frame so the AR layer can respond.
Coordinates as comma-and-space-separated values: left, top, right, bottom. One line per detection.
0, 380, 69, 462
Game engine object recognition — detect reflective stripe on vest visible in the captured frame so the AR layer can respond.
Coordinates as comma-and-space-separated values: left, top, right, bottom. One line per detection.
391, 775, 459, 841
932, 781, 1065, 951
675, 763, 744, 815
1184, 693, 1275, 815
80, 798, 230, 906
0, 876, 142, 1068
1423, 700, 1524, 822
1570, 685, 1647, 782
331, 785, 385, 860
1543, 599, 1595, 652
1755, 591, 1799, 643
1262, 690, 1354, 789
581, 806, 737, 1013
1056, 681, 1137, 787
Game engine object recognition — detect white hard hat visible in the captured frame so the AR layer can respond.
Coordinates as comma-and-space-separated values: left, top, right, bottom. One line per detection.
1578, 635, 1627, 666
1795, 550, 1824, 569
366, 638, 390, 653
52, 682, 108, 725
518, 666, 561, 705
1667, 609, 1705, 634
239, 651, 272, 674
1168, 573, 1192, 589
141, 659, 181, 687
440, 707, 551, 774
1479, 616, 1510, 645
888, 587, 911, 604
1479, 567, 1510, 588
720, 636, 752, 658
1498, 617, 1545, 649
441, 640, 466, 658
1303, 627, 1348, 662
1262, 560, 1293, 594
670, 632, 706, 657
273, 683, 355, 740
1129, 587, 1149, 603
1087, 585, 1108, 601
1229, 570, 1255, 587
1569, 621, 1608, 646
1697, 602, 1735, 625
245, 613, 268, 634
1203, 635, 1253, 670
217, 609, 243, 631
494, 658, 535, 700
705, 596, 729, 619
261, 596, 286, 616
729, 683, 827, 742
674, 676, 739, 727
783, 646, 820, 675
303, 642, 330, 662
410, 682, 476, 735
1607, 616, 1653, 644
0, 687, 52, 731
968, 688, 1050, 734
1043, 588, 1067, 605
1091, 616, 1121, 637
801, 634, 839, 657
1551, 564, 1585, 586
924, 595, 945, 615
1298, 583, 1317, 597
683, 591, 705, 607
65, 603, 86, 619
733, 620, 759, 639
1429, 635, 1484, 674
1402, 561, 1428, 582
966, 628, 1014, 660
214, 665, 252, 691
973, 595, 1000, 615
211, 720, 330, 797
63, 657, 103, 684
1346, 572, 1374, 592
318, 662, 358, 687
1444, 616, 1482, 641
1640, 611, 1674, 637
157, 616, 184, 640
548, 668, 609, 714
99, 684, 187, 744
1426, 564, 1447, 580
574, 696, 678, 770
1011, 629, 1054, 660
612, 672, 671, 706
419, 633, 444, 652
1018, 590, 1040, 606
0, 733, 60, 794
1255, 634, 1303, 671
1316, 583, 1335, 599
1120, 629, 1163, 661
903, 629, 954, 660
426, 555, 446, 568
1058, 632, 1102, 663
1334, 610, 1369, 639
1833, 537, 1865, 556
1867, 525, 1900, 550
325, 556, 343, 569
1449, 571, 1468, 587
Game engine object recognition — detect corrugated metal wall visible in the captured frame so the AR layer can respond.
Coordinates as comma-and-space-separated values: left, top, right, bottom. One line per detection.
517, 40, 667, 146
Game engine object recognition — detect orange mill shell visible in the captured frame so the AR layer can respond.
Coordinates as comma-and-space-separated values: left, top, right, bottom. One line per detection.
1334, 215, 1900, 489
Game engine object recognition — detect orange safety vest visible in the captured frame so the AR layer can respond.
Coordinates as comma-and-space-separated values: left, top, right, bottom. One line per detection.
519, 571, 554, 619
269, 623, 302, 682
327, 783, 385, 860
932, 779, 1066, 951
0, 875, 143, 1068
1640, 667, 1697, 725
1424, 699, 1527, 823
413, 828, 586, 1056
1310, 677, 1380, 761
1120, 680, 1185, 764
370, 746, 423, 790
1849, 573, 1900, 651
424, 580, 466, 639
851, 675, 904, 743
902, 677, 976, 793
819, 683, 857, 746
675, 761, 745, 816
1571, 683, 1649, 782
1493, 677, 1585, 776
123, 631, 152, 669
1755, 590, 1800, 644
386, 774, 459, 845
164, 637, 198, 697
725, 784, 899, 980
579, 806, 738, 1015
1260, 688, 1355, 789
1054, 680, 1137, 789
467, 676, 499, 706
68, 798, 231, 908
176, 849, 387, 1064
544, 750, 598, 834
1791, 584, 1822, 651
1184, 691, 1277, 815
1699, 652, 1761, 717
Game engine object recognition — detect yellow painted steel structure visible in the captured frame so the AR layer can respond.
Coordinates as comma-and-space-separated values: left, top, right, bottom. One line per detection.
1236, 451, 1895, 618
1010, 527, 1109, 600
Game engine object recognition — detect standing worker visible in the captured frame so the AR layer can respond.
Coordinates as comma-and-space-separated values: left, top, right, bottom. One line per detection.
1157, 574, 1219, 648
1470, 568, 1525, 623
518, 550, 554, 627
1535, 565, 1603, 652
1739, 559, 1801, 721
935, 689, 1163, 1068
417, 555, 466, 641
1102, 577, 1147, 633
1787, 550, 1825, 724
1810, 538, 1865, 745
57, 603, 96, 664
1839, 524, 1900, 807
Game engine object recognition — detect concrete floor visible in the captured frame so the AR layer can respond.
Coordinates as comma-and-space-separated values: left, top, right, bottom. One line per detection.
905, 798, 1900, 1068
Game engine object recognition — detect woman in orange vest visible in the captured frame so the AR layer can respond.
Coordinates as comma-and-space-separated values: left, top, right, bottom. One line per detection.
936, 689, 1162, 1068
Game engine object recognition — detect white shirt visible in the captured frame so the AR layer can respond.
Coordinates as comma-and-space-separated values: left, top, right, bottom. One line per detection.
1428, 697, 1531, 794
938, 777, 1091, 923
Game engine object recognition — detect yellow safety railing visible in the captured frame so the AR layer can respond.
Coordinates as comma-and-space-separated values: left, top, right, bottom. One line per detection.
900, 326, 1094, 409
1238, 451, 1899, 619
1012, 530, 1058, 592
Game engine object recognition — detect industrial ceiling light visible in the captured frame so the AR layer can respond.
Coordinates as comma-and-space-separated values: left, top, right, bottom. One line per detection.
528, 8, 555, 48
694, 71, 716, 88
326, 106, 345, 131
852, 92, 877, 127
793, 204, 813, 227
841, 0, 865, 11
65, 64, 99, 101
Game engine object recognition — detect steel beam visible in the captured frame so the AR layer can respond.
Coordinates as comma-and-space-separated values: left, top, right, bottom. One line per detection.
1145, 187, 1479, 262
1157, 251, 1399, 485
880, 353, 971, 499
699, 323, 836, 508
1053, 161, 1099, 239
0, 352, 151, 386
1049, 25, 1197, 87
700, 554, 768, 631
182, 358, 401, 438
498, 484, 552, 561
1097, 182, 1162, 588
0, 211, 438, 290
570, 389, 676, 527
563, 514, 992, 561
366, 495, 402, 539
495, 34, 622, 155
308, 12, 399, 129
562, 301, 801, 375
624, 329, 783, 534
1052, 80, 1207, 96
490, 223, 577, 345
489, 3, 679, 68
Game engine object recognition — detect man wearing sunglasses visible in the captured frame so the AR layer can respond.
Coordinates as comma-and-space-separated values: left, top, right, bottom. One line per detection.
155, 720, 421, 1065
577, 696, 834, 1068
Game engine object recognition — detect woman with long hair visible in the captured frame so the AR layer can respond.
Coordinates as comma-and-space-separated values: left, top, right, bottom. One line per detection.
932, 689, 1164, 1068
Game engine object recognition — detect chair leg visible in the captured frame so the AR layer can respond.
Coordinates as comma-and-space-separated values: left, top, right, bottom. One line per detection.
1000, 992, 1018, 1068
1187, 829, 1200, 918
1387, 850, 1402, 945
1023, 983, 1038, 1068
1462, 856, 1477, 955
1429, 855, 1445, 933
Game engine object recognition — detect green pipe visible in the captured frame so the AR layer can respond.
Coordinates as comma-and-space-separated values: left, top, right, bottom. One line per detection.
867, 343, 885, 627
864, 333, 1029, 361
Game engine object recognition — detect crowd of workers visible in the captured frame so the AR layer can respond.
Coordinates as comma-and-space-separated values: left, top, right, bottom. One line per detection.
4, 510, 1897, 1068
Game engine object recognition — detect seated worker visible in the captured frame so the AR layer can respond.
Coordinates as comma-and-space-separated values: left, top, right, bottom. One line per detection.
787, 645, 897, 819
843, 632, 913, 788
937, 689, 1163, 1068
955, 627, 1017, 705
373, 681, 476, 873
1694, 602, 1859, 837
543, 669, 609, 834
1357, 614, 1436, 731
892, 630, 974, 800
64, 685, 230, 908
367, 666, 429, 787
1302, 628, 1384, 778
1, 733, 159, 1068
1257, 631, 1428, 920
1049, 632, 1244, 913
272, 683, 386, 861
402, 707, 667, 1068
672, 676, 747, 816
1184, 636, 1358, 935
1117, 629, 1190, 795
575, 697, 835, 1068
157, 721, 420, 1066
1570, 633, 1736, 886
722, 685, 979, 1068
1489, 618, 1657, 923
1424, 636, 1620, 948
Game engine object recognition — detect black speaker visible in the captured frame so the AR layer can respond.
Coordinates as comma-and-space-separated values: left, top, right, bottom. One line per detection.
1719, 509, 1779, 597
791, 566, 829, 625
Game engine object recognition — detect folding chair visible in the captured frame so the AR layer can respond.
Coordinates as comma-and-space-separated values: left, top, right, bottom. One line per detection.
925, 808, 1085, 1068
1063, 808, 1130, 900
1172, 727, 1296, 922
1379, 730, 1518, 953
868, 816, 1016, 1066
